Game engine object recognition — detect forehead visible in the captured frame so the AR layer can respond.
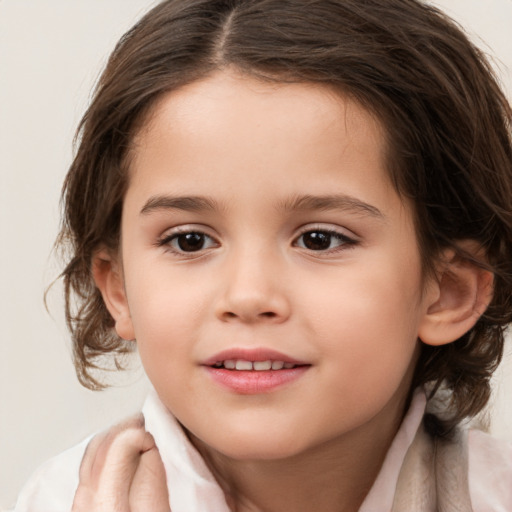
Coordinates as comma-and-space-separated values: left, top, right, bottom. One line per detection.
138, 71, 383, 139
126, 70, 401, 217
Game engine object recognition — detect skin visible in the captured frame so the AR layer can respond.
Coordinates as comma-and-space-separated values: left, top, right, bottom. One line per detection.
92, 70, 492, 511
71, 415, 169, 512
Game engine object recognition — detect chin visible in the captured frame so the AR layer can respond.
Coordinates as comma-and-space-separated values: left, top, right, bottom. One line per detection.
192, 426, 312, 462
211, 431, 315, 461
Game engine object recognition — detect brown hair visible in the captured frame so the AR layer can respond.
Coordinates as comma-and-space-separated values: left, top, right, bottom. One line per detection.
59, 0, 512, 436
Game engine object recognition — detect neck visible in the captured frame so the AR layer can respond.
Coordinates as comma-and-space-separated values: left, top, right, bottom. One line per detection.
190, 392, 408, 512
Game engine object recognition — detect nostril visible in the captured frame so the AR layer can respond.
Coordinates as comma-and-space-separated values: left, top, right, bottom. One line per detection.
223, 311, 276, 319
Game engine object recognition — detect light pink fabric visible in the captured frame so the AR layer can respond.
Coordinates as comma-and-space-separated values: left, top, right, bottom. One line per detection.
358, 388, 426, 511
13, 389, 512, 511
468, 429, 512, 511
142, 389, 230, 511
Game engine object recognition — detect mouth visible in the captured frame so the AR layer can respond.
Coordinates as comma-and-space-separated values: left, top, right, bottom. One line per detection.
202, 349, 311, 394
210, 359, 300, 371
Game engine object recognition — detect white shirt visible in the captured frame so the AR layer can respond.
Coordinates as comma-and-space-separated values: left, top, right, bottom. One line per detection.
14, 389, 512, 511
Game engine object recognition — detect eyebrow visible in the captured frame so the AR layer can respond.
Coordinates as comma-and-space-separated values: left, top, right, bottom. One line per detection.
140, 195, 219, 215
140, 193, 385, 220
279, 194, 385, 220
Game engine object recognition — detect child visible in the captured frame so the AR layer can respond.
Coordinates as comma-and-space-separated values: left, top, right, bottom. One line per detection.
14, 0, 512, 510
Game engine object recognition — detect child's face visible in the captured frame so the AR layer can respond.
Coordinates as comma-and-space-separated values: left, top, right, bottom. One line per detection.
114, 71, 434, 459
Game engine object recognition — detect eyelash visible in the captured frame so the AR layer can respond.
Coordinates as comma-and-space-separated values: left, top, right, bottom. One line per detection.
156, 226, 358, 257
156, 228, 219, 257
293, 227, 358, 253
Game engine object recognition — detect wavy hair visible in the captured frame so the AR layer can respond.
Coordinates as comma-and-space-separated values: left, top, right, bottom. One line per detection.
58, 0, 512, 436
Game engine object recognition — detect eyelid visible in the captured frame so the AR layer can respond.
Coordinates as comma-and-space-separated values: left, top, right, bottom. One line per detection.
157, 223, 217, 240
294, 223, 358, 240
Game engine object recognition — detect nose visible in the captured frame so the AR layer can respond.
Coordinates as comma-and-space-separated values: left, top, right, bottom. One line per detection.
214, 249, 291, 324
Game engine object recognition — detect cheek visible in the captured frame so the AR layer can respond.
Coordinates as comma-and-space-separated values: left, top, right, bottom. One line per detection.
127, 257, 206, 331
305, 253, 422, 328
124, 270, 205, 376
302, 256, 423, 379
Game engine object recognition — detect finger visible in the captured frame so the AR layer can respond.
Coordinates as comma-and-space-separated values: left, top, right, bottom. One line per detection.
130, 446, 171, 512
78, 414, 147, 486
95, 425, 156, 493
72, 414, 154, 511
72, 430, 115, 511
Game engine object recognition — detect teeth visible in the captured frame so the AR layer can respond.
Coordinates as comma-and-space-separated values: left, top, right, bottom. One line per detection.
253, 360, 272, 371
235, 360, 253, 370
214, 359, 296, 370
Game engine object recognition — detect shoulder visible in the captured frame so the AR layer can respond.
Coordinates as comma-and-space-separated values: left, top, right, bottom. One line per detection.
13, 436, 91, 512
468, 428, 512, 512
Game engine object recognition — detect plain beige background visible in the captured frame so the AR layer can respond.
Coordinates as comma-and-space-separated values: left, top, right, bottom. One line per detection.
1, 0, 511, 508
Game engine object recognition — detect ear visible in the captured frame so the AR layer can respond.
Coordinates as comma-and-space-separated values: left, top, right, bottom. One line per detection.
92, 249, 135, 341
418, 243, 493, 346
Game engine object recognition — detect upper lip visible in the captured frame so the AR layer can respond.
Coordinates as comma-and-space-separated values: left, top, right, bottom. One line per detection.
202, 348, 309, 366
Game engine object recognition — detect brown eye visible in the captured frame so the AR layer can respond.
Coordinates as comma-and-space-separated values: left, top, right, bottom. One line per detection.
175, 232, 206, 251
295, 230, 355, 252
302, 231, 332, 250
160, 231, 217, 253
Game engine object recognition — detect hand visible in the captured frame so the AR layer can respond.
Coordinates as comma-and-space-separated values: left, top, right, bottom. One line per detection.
71, 414, 170, 512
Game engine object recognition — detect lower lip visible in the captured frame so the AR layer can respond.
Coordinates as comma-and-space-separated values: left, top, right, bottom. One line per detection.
204, 366, 310, 394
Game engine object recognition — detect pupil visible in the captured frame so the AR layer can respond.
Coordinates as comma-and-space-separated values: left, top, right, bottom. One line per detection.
178, 233, 204, 251
303, 232, 331, 250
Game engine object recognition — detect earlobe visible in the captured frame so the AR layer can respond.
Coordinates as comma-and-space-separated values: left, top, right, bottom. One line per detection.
92, 249, 135, 341
418, 247, 493, 346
